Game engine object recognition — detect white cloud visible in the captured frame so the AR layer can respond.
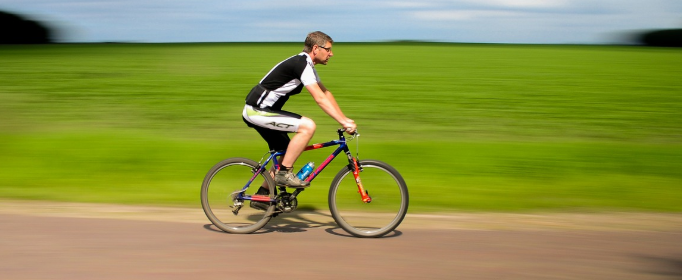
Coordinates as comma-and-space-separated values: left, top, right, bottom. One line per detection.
470, 0, 569, 9
412, 9, 523, 21
385, 1, 439, 8
251, 20, 308, 29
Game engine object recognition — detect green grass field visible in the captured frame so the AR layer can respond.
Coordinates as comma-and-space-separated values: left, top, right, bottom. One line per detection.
1, 42, 681, 212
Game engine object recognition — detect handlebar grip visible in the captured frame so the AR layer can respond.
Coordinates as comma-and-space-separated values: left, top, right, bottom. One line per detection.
337, 128, 357, 135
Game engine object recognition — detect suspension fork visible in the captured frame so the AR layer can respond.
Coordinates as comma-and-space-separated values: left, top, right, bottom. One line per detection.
346, 149, 371, 203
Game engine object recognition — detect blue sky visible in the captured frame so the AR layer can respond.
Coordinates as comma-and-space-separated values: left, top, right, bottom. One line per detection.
2, 0, 681, 44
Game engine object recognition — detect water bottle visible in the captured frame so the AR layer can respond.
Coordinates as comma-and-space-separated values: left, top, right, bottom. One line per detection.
296, 162, 315, 180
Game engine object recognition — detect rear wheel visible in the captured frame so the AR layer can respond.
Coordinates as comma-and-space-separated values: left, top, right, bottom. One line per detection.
201, 158, 275, 234
328, 160, 409, 237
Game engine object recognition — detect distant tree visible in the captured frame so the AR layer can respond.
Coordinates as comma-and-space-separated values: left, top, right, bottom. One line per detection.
638, 29, 682, 47
0, 10, 53, 44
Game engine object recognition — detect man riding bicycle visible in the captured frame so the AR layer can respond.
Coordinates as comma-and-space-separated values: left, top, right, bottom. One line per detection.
242, 31, 357, 190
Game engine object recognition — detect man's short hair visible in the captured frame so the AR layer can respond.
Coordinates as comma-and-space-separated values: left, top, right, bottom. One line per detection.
303, 31, 333, 52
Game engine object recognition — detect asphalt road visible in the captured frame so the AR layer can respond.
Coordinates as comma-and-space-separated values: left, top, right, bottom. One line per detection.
1, 203, 681, 280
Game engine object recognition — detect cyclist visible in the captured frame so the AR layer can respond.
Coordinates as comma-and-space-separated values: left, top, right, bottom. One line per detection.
242, 31, 357, 192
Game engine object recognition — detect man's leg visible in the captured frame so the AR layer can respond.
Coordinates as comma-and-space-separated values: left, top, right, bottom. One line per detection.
244, 106, 314, 188
281, 117, 316, 168
273, 117, 315, 188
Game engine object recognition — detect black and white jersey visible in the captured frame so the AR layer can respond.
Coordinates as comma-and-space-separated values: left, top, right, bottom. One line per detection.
245, 52, 320, 110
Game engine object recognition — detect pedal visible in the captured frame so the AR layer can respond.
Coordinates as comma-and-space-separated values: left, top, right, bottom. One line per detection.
230, 205, 242, 215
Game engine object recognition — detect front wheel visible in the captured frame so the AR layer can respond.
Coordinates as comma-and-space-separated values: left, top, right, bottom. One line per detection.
328, 160, 409, 237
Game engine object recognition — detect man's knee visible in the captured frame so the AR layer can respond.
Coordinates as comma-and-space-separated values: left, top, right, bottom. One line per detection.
298, 117, 316, 133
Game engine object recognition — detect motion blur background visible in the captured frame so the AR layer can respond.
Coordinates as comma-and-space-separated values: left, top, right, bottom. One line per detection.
1, 0, 682, 44
1, 0, 681, 212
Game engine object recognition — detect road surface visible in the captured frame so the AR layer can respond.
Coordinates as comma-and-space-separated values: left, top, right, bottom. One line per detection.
1, 201, 681, 279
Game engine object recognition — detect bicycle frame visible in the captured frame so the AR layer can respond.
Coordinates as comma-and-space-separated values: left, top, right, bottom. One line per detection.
238, 129, 371, 204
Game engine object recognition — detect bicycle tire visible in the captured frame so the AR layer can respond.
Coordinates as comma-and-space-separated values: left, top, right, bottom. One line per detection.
328, 159, 409, 237
201, 157, 275, 234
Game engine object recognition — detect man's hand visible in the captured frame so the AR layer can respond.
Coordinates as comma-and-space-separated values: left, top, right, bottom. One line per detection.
342, 119, 357, 134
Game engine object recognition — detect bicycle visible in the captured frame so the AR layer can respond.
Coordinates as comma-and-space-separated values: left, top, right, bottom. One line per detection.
201, 129, 409, 238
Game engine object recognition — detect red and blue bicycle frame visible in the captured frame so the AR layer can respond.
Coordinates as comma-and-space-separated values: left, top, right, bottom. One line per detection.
239, 129, 371, 203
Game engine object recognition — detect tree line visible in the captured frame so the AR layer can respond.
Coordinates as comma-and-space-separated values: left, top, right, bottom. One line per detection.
1, 10, 53, 44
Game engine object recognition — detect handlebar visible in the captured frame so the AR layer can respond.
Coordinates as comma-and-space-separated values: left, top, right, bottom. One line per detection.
337, 128, 357, 135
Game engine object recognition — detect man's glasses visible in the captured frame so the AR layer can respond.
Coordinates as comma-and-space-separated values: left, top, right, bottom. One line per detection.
317, 45, 332, 52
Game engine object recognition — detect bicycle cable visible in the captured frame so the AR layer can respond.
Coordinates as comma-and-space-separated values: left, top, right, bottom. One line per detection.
349, 130, 360, 159
258, 151, 271, 167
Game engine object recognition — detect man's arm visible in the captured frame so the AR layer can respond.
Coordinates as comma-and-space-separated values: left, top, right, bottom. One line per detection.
305, 82, 356, 133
